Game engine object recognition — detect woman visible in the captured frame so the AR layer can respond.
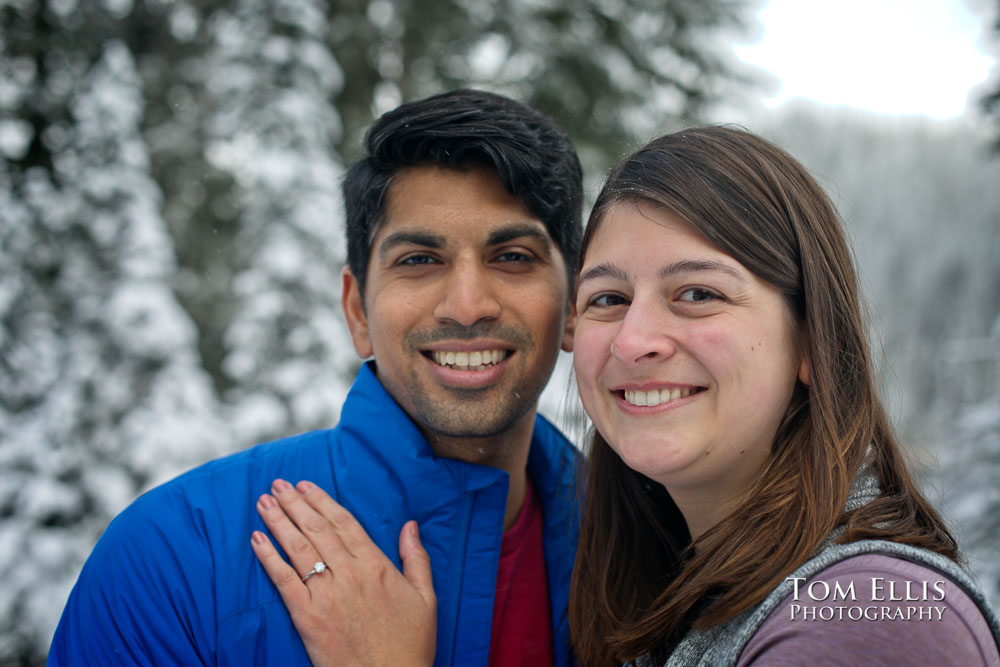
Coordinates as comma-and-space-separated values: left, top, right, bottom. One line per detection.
567, 127, 999, 665
251, 127, 1000, 665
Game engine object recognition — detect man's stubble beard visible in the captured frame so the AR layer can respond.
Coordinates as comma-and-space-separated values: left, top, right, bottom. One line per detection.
403, 371, 546, 439
397, 322, 551, 439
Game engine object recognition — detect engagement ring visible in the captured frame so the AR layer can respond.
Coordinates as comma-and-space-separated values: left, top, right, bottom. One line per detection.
302, 561, 327, 582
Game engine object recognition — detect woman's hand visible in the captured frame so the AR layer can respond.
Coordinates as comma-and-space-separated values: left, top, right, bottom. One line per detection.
251, 479, 436, 667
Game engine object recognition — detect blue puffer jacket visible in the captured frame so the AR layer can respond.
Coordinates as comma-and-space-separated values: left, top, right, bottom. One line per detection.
49, 362, 580, 666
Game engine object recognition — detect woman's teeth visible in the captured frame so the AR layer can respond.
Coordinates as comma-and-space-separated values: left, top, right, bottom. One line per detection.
431, 349, 507, 371
624, 387, 694, 407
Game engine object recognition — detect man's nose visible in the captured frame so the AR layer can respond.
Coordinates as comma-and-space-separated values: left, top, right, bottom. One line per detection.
431, 260, 503, 326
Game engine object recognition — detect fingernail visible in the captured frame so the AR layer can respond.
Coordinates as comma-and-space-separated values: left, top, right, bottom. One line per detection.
409, 521, 420, 539
297, 480, 314, 494
272, 479, 292, 494
251, 531, 268, 545
258, 494, 277, 509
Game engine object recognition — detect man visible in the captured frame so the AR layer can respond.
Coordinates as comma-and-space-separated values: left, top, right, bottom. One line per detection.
50, 89, 583, 666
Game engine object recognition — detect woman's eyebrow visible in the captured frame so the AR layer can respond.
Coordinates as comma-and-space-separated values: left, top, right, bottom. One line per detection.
659, 259, 747, 282
578, 262, 628, 285
578, 259, 747, 285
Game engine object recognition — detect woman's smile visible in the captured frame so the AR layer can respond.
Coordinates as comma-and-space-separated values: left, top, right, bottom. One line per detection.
614, 383, 705, 410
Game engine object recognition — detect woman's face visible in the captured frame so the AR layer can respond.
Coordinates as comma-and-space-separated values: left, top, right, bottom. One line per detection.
573, 201, 809, 505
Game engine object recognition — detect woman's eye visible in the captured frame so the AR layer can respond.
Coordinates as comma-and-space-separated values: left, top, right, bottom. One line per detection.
588, 293, 628, 308
678, 287, 721, 303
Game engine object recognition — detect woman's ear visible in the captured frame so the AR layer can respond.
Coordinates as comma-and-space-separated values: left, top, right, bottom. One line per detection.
797, 327, 811, 386
795, 322, 812, 387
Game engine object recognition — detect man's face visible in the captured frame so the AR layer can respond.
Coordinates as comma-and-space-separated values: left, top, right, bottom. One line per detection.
342, 165, 574, 440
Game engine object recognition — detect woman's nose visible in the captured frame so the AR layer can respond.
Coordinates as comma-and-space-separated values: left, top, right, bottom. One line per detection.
610, 298, 677, 364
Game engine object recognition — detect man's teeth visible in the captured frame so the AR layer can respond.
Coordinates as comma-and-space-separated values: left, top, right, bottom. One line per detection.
431, 350, 508, 371
624, 387, 694, 407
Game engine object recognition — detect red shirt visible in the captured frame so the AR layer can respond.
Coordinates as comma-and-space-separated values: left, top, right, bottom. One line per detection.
489, 481, 554, 666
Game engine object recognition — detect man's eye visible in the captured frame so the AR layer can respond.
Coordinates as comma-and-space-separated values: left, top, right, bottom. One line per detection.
678, 287, 721, 303
495, 251, 534, 263
398, 254, 437, 266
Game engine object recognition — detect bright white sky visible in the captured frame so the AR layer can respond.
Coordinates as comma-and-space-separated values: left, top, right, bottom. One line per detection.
735, 0, 997, 118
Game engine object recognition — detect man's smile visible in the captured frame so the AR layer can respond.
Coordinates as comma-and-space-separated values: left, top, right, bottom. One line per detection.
426, 349, 511, 371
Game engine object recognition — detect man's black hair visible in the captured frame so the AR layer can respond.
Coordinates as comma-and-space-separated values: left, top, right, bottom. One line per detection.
342, 89, 583, 296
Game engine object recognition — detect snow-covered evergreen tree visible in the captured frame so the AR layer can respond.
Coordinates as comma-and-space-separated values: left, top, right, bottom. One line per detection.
197, 0, 354, 444
0, 41, 225, 661
757, 106, 1000, 442
330, 0, 760, 176
932, 310, 1000, 611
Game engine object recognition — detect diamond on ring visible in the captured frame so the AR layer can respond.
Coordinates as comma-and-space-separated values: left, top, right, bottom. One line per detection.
302, 561, 327, 582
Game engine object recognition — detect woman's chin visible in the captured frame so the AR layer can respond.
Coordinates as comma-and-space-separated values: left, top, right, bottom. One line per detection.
612, 442, 693, 486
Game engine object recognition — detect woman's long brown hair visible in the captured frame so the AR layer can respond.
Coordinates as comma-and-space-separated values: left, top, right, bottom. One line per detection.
569, 127, 959, 666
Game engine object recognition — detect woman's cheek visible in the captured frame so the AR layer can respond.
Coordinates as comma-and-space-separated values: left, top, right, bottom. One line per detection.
572, 323, 610, 410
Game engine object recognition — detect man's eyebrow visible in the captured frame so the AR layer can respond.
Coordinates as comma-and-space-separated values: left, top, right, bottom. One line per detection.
578, 263, 628, 285
377, 231, 447, 258
660, 259, 747, 282
486, 223, 552, 249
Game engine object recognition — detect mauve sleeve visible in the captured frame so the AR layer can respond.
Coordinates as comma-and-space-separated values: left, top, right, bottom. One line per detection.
737, 554, 1000, 666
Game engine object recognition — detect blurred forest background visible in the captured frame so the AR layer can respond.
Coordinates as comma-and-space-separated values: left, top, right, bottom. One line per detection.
1, 0, 999, 662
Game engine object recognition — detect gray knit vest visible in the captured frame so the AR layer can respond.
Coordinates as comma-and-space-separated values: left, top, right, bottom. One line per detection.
635, 472, 1000, 666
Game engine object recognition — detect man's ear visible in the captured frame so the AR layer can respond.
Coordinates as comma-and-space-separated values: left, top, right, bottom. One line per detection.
561, 300, 576, 352
342, 266, 373, 358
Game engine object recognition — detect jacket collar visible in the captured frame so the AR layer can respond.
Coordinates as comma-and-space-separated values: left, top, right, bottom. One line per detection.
337, 361, 578, 491
334, 361, 580, 666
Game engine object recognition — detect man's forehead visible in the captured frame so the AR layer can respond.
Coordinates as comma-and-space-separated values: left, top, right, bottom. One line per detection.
369, 163, 566, 267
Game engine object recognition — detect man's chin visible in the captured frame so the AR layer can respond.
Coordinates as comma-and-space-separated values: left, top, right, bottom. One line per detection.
419, 411, 517, 440
412, 393, 532, 440
384, 368, 537, 439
